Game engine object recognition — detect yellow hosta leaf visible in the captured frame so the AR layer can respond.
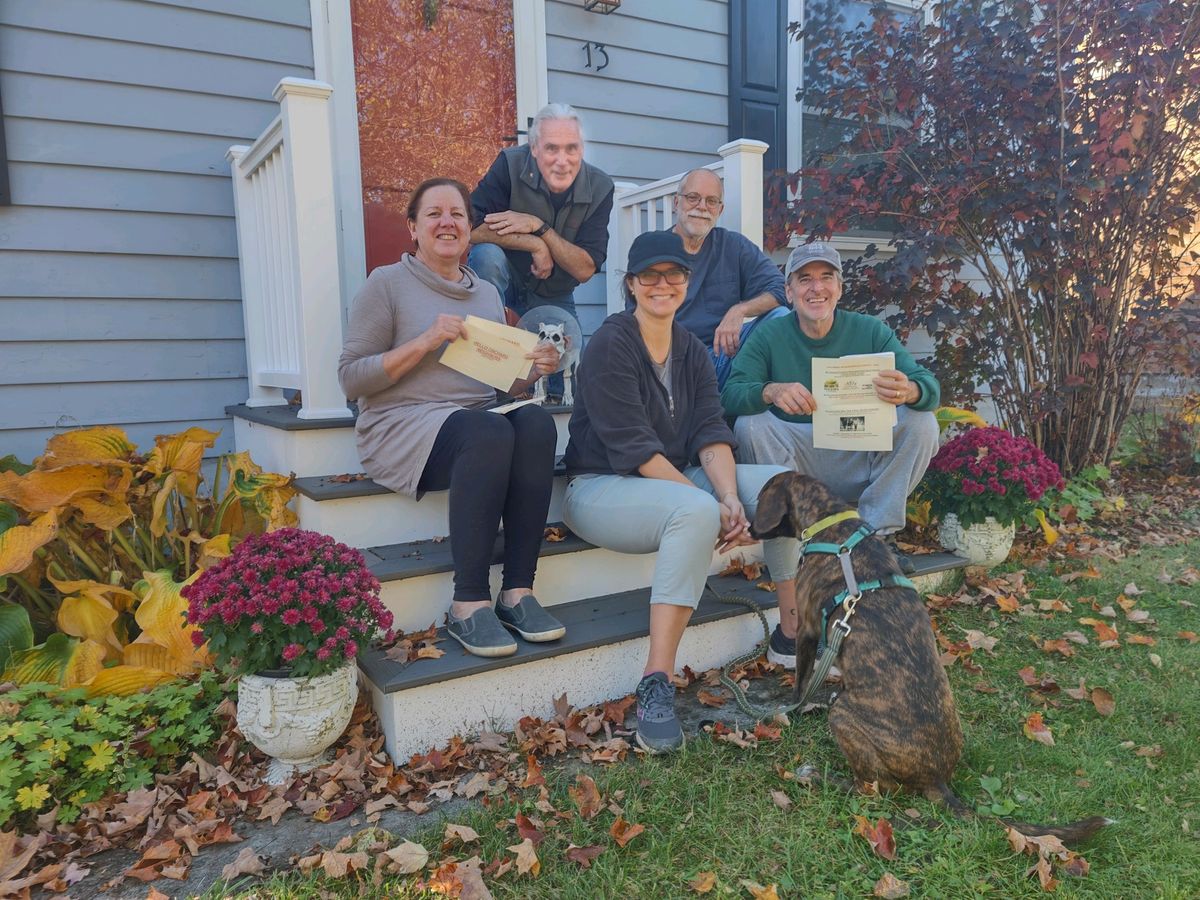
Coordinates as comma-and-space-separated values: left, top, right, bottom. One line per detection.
73, 468, 134, 529
935, 406, 988, 433
0, 465, 121, 513
906, 497, 932, 527
1034, 508, 1059, 545
48, 576, 138, 614
150, 471, 179, 537
133, 569, 204, 671
224, 452, 298, 532
124, 640, 209, 675
58, 592, 121, 656
38, 427, 136, 469
197, 534, 233, 569
0, 509, 59, 576
143, 428, 218, 497
86, 664, 177, 696
2, 634, 105, 687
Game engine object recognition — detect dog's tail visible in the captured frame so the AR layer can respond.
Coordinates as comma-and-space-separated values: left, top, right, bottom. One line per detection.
925, 782, 1112, 847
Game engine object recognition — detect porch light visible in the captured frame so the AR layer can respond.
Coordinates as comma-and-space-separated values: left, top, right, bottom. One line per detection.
583, 0, 621, 13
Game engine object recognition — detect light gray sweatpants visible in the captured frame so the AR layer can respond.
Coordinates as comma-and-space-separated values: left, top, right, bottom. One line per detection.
563, 464, 801, 608
732, 406, 939, 534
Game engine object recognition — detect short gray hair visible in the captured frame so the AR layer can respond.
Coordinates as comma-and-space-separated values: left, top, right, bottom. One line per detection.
529, 103, 585, 147
678, 168, 723, 198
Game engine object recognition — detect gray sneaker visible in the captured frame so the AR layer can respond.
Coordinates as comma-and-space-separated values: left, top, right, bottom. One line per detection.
446, 607, 517, 658
767, 624, 796, 669
495, 594, 566, 642
635, 672, 684, 753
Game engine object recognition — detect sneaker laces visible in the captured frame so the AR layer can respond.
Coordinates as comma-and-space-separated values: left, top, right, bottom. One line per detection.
637, 676, 675, 723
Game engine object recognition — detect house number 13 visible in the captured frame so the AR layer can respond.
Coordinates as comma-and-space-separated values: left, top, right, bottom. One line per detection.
581, 41, 610, 72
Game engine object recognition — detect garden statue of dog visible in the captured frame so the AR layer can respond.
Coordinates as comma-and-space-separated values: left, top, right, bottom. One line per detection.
532, 321, 578, 406
751, 471, 1109, 845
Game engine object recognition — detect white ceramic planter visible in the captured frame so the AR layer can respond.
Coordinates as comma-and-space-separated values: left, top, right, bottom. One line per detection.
939, 512, 1015, 568
236, 662, 358, 784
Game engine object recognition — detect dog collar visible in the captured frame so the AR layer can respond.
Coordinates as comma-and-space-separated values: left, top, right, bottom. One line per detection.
800, 509, 861, 543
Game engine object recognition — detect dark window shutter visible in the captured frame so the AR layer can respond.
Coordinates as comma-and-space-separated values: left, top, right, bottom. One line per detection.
728, 0, 787, 174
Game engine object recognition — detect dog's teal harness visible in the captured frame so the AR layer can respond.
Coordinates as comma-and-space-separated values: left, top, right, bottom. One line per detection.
794, 513, 915, 708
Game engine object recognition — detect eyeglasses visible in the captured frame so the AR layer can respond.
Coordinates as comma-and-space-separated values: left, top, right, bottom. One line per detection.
678, 192, 723, 210
633, 267, 690, 286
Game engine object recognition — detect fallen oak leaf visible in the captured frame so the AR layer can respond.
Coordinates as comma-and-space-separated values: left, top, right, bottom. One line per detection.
609, 816, 646, 848
569, 774, 603, 820
507, 838, 541, 876
1023, 712, 1055, 746
220, 847, 266, 882
853, 815, 897, 860
873, 872, 911, 898
564, 843, 605, 869
739, 879, 780, 899
1091, 688, 1115, 717
382, 840, 429, 875
688, 870, 718, 893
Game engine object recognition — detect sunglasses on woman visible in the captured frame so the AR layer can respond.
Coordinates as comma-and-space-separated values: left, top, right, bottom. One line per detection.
633, 267, 690, 286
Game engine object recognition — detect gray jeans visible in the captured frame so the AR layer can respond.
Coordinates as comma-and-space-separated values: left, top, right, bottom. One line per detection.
563, 464, 801, 608
732, 406, 939, 534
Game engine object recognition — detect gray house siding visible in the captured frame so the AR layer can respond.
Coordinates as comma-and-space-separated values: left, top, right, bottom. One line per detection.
0, 0, 313, 463
545, 0, 730, 335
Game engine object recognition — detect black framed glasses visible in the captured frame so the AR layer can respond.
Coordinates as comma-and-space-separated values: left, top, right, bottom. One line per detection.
678, 192, 723, 210
633, 267, 690, 286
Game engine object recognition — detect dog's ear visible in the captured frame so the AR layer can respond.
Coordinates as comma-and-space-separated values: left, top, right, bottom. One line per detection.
751, 472, 796, 539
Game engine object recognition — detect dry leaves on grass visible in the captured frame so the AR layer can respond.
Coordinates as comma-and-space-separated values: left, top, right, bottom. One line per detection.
740, 880, 781, 899
564, 843, 604, 868
507, 838, 541, 876
873, 872, 911, 898
853, 816, 897, 860
569, 774, 603, 820
1023, 712, 1055, 746
1091, 687, 1116, 717
609, 816, 645, 848
688, 870, 718, 893
1006, 826, 1091, 892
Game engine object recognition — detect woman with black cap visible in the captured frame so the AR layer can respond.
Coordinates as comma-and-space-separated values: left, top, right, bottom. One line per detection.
562, 230, 801, 754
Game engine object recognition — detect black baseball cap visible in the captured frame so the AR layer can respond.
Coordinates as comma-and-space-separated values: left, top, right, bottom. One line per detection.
626, 230, 692, 274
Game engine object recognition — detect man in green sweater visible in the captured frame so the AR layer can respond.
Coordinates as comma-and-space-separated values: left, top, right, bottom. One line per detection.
721, 242, 939, 661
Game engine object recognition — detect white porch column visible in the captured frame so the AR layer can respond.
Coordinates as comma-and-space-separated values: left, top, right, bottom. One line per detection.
274, 78, 353, 420
605, 181, 640, 316
717, 139, 769, 250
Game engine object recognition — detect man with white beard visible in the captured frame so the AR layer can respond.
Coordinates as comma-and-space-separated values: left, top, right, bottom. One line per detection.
663, 168, 788, 387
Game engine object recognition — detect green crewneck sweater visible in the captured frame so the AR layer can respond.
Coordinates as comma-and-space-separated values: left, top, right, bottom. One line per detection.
720, 309, 940, 424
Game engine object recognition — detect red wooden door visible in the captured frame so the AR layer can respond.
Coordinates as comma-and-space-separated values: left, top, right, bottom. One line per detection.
352, 0, 517, 273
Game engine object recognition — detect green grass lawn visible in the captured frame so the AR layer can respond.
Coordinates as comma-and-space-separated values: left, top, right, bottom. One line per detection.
226, 539, 1200, 899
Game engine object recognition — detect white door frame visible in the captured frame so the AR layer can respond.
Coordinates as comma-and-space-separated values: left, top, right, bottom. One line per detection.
309, 0, 548, 310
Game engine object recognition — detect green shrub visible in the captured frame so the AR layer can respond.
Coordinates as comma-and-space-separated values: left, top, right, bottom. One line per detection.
0, 672, 227, 829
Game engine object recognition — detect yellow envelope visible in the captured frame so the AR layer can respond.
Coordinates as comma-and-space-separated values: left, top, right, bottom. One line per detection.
439, 315, 540, 391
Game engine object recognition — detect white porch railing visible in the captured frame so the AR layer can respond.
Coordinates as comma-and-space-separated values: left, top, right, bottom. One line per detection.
605, 139, 769, 315
227, 78, 351, 420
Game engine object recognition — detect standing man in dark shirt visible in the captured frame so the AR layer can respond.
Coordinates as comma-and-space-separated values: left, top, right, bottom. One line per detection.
667, 168, 788, 387
468, 103, 615, 323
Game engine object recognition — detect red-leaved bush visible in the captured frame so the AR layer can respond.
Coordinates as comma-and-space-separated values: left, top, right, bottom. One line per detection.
183, 528, 393, 678
923, 427, 1063, 528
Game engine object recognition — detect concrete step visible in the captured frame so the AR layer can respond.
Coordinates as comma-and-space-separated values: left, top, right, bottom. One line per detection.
359, 574, 782, 762
365, 523, 766, 633
228, 403, 571, 479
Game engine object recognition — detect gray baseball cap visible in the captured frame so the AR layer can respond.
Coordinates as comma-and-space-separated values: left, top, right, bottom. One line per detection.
785, 241, 842, 278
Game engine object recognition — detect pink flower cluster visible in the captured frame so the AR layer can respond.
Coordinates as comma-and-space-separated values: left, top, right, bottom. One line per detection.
183, 527, 394, 678
925, 426, 1063, 527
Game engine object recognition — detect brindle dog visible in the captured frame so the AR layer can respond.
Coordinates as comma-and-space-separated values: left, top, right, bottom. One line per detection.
752, 472, 1108, 844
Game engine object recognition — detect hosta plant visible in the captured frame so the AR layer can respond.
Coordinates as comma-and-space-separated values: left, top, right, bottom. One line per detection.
0, 425, 298, 694
183, 528, 394, 679
923, 427, 1064, 528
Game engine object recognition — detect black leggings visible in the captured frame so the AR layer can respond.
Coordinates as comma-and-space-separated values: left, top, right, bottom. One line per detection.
417, 405, 557, 602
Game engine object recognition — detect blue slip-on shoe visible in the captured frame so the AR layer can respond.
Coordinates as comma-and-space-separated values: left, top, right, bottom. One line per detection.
495, 594, 566, 642
446, 607, 518, 658
635, 672, 684, 753
766, 624, 797, 669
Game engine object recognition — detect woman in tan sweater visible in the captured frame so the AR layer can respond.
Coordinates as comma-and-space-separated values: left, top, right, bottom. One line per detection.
338, 178, 565, 658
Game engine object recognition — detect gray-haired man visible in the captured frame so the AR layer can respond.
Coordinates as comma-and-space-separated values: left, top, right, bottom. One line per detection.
722, 242, 940, 562
468, 103, 614, 322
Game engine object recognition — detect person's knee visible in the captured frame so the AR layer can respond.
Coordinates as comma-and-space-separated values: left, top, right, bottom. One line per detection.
896, 409, 939, 453
509, 404, 557, 451
664, 491, 721, 544
468, 244, 509, 287
459, 411, 516, 466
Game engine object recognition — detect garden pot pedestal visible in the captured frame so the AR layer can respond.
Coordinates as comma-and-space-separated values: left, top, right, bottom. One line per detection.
938, 513, 1015, 569
236, 662, 358, 784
